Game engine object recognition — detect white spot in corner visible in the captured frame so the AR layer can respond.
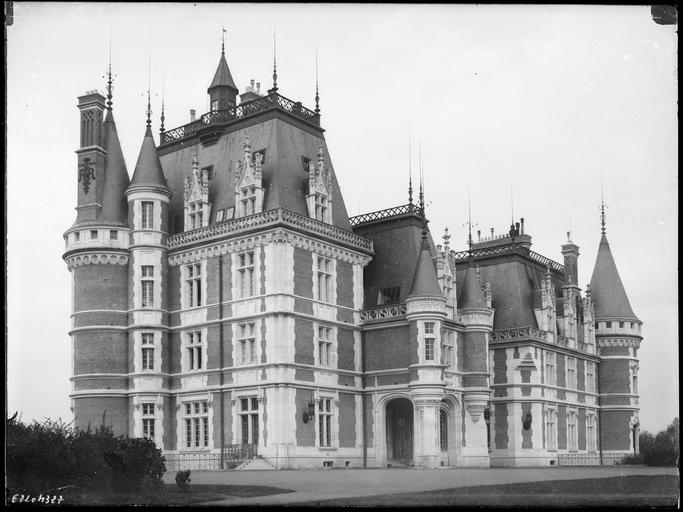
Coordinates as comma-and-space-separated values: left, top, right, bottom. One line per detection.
656, 220, 665, 225
621, 54, 633, 61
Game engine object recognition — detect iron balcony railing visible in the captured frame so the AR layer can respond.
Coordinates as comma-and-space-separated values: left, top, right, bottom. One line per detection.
167, 207, 373, 253
160, 93, 320, 145
450, 244, 564, 272
349, 203, 423, 226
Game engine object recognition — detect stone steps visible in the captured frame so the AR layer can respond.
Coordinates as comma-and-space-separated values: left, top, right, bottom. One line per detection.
235, 457, 277, 470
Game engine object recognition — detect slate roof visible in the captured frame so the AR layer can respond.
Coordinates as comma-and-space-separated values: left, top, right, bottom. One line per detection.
129, 126, 169, 191
589, 234, 639, 321
100, 110, 130, 224
208, 52, 237, 92
457, 265, 487, 309
407, 235, 444, 299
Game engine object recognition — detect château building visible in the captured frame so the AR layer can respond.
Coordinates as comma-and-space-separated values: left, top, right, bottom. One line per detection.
63, 40, 642, 469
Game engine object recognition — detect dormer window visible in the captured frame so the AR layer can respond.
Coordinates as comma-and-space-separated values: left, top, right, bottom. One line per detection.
211, 99, 218, 112
240, 185, 256, 216
234, 138, 264, 219
306, 146, 333, 223
184, 154, 211, 231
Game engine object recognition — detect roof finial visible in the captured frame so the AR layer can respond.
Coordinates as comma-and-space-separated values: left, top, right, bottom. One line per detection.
146, 53, 152, 130
106, 25, 113, 111
443, 227, 451, 252
418, 140, 424, 216
222, 26, 226, 55
271, 29, 278, 94
467, 189, 473, 253
408, 137, 413, 207
510, 185, 514, 225
314, 49, 320, 115
600, 168, 608, 234
159, 72, 165, 135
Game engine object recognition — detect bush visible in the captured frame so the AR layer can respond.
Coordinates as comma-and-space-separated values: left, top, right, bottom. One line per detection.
175, 470, 192, 492
6, 413, 166, 495
639, 418, 679, 467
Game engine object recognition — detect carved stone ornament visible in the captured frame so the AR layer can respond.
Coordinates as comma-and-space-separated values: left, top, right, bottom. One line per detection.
466, 403, 487, 423
78, 158, 97, 194
65, 252, 129, 270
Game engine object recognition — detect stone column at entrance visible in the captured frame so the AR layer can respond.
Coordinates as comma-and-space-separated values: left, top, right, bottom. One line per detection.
414, 398, 442, 468
461, 394, 490, 466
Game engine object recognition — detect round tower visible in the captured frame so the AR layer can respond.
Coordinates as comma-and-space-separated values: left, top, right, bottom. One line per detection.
124, 104, 171, 447
63, 87, 131, 435
589, 213, 642, 462
457, 263, 494, 467
405, 230, 448, 468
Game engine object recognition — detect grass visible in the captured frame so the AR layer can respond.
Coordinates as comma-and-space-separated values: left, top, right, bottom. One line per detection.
70, 483, 294, 506
295, 475, 680, 508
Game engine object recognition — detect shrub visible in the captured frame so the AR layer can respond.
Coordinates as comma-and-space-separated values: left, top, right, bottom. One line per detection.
175, 470, 192, 492
638, 418, 680, 467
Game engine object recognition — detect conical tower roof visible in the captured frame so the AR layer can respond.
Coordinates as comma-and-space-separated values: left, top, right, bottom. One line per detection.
100, 109, 130, 223
589, 233, 639, 321
128, 126, 169, 191
407, 233, 444, 299
208, 51, 237, 92
458, 265, 487, 309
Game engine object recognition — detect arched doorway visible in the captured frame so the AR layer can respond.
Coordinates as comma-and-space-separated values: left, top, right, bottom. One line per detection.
386, 398, 413, 467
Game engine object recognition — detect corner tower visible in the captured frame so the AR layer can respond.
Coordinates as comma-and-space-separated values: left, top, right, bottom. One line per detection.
63, 82, 131, 434
589, 205, 642, 460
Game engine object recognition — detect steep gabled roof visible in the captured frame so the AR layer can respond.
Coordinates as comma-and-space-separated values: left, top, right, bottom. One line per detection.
128, 127, 169, 191
208, 52, 237, 92
407, 234, 444, 299
100, 110, 130, 224
589, 234, 639, 321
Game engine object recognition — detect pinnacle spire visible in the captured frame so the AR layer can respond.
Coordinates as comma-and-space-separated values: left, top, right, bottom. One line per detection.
106, 27, 113, 111
407, 227, 444, 300
222, 26, 226, 55
418, 140, 424, 215
160, 73, 165, 135
271, 29, 278, 94
600, 170, 608, 235
408, 137, 413, 206
314, 49, 320, 115
146, 55, 152, 131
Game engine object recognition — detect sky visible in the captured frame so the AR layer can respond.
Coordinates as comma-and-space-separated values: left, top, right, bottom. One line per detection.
6, 3, 678, 433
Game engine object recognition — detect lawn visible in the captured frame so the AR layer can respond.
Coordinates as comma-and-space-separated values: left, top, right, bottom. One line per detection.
66, 483, 294, 506
296, 475, 680, 508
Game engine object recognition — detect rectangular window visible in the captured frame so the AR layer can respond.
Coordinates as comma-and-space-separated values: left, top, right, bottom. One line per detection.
90, 230, 98, 239
141, 333, 154, 371
318, 398, 332, 448
632, 373, 638, 394
316, 257, 333, 302
211, 99, 218, 112
141, 201, 154, 229
605, 321, 612, 328
546, 409, 557, 450
424, 322, 435, 361
378, 286, 401, 305
240, 186, 256, 216
141, 266, 154, 308
187, 331, 203, 371
566, 357, 577, 389
441, 330, 455, 369
238, 323, 256, 365
238, 251, 256, 298
619, 321, 624, 328
215, 209, 225, 223
314, 193, 328, 222
142, 403, 155, 440
586, 414, 597, 452
585, 362, 595, 393
109, 230, 118, 240
318, 326, 333, 367
74, 232, 80, 242
567, 411, 578, 451
184, 400, 209, 448
239, 397, 259, 445
188, 202, 204, 230
545, 351, 556, 386
185, 263, 202, 307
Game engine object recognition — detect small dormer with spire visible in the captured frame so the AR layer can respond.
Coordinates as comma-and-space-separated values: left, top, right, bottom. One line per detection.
208, 32, 238, 111
533, 267, 557, 334
184, 153, 211, 230
436, 227, 457, 314
306, 145, 333, 223
233, 137, 264, 217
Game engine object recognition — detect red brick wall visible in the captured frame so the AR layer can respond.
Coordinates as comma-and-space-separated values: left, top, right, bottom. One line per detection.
296, 388, 316, 447
599, 359, 630, 394
336, 261, 354, 308
600, 410, 633, 450
577, 358, 585, 391
557, 405, 567, 450
73, 396, 128, 436
578, 407, 586, 450
337, 327, 355, 371
169, 331, 182, 374
364, 325, 410, 371
462, 331, 487, 372
339, 392, 356, 448
207, 325, 221, 370
556, 353, 566, 388
164, 395, 176, 450
73, 331, 128, 374
521, 402, 533, 448
494, 403, 508, 449
293, 247, 313, 298
74, 265, 128, 311
294, 318, 314, 365
493, 349, 507, 384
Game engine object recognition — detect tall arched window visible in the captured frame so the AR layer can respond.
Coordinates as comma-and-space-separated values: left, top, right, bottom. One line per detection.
439, 409, 448, 451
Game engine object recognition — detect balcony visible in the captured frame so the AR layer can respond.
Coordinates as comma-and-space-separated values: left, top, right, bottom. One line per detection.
160, 93, 320, 146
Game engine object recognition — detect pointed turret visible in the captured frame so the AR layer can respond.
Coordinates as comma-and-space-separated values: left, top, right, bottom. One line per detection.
407, 232, 444, 299
207, 40, 238, 111
589, 233, 639, 321
100, 108, 130, 224
128, 127, 169, 193
458, 265, 488, 309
